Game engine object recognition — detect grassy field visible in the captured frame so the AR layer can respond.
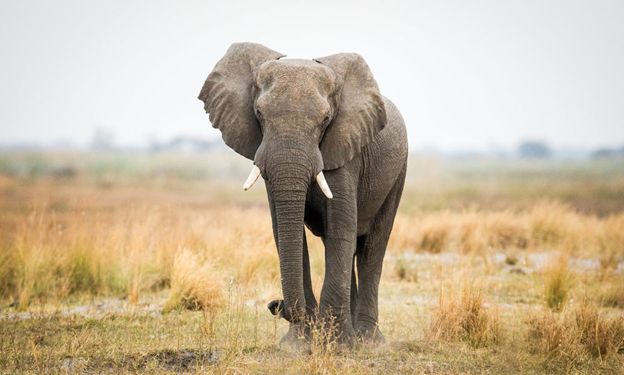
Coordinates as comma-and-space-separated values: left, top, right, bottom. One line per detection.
1, 150, 623, 374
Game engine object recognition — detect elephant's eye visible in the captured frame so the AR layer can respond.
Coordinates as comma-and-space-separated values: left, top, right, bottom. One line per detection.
255, 109, 263, 122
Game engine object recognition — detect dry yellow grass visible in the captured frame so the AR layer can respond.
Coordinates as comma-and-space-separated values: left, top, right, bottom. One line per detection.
1, 180, 622, 311
574, 300, 624, 359
0, 194, 284, 311
163, 248, 226, 314
427, 282, 501, 348
458, 212, 489, 255
598, 277, 624, 308
542, 254, 574, 311
527, 307, 585, 364
598, 213, 624, 270
1, 163, 623, 373
388, 200, 622, 261
486, 210, 529, 249
527, 300, 624, 364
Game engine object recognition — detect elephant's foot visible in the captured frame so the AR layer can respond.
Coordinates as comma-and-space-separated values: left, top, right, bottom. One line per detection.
312, 312, 357, 349
335, 329, 357, 349
269, 300, 358, 349
268, 300, 312, 352
279, 323, 311, 353
356, 324, 385, 345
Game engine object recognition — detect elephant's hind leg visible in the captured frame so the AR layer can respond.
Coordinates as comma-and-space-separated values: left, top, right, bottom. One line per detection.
354, 166, 406, 342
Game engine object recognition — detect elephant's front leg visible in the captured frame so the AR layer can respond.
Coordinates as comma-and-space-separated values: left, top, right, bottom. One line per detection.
319, 183, 357, 344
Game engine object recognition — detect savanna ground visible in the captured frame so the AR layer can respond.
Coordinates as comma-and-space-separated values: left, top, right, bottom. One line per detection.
0, 150, 623, 374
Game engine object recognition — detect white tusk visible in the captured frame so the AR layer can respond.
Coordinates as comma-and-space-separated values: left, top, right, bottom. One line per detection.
243, 165, 261, 191
316, 171, 333, 199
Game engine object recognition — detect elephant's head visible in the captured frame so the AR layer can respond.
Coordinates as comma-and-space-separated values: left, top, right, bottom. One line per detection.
198, 42, 386, 323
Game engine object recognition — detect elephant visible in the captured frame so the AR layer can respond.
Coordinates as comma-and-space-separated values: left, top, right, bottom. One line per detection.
198, 42, 408, 347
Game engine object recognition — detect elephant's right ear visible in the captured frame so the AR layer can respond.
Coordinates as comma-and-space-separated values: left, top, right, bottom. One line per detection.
198, 43, 285, 160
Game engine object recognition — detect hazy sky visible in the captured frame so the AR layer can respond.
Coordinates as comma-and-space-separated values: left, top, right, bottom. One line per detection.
1, 0, 623, 151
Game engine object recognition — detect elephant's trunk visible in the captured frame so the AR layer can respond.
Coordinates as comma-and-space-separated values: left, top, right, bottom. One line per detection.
264, 150, 314, 324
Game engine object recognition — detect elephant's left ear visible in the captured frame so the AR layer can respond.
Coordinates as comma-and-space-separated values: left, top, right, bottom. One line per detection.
314, 53, 386, 170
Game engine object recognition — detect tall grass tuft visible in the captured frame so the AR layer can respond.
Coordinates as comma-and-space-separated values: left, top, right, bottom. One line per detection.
458, 213, 488, 255
526, 308, 583, 364
528, 201, 597, 255
527, 300, 624, 363
418, 221, 450, 253
543, 254, 574, 312
163, 248, 225, 314
598, 212, 624, 270
486, 210, 529, 249
574, 299, 624, 358
428, 283, 501, 347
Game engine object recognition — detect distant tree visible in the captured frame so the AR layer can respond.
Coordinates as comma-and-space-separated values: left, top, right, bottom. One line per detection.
149, 136, 219, 153
591, 146, 624, 159
592, 148, 614, 159
518, 140, 551, 159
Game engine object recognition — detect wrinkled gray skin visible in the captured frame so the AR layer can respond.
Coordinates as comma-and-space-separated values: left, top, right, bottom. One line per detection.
199, 43, 407, 347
